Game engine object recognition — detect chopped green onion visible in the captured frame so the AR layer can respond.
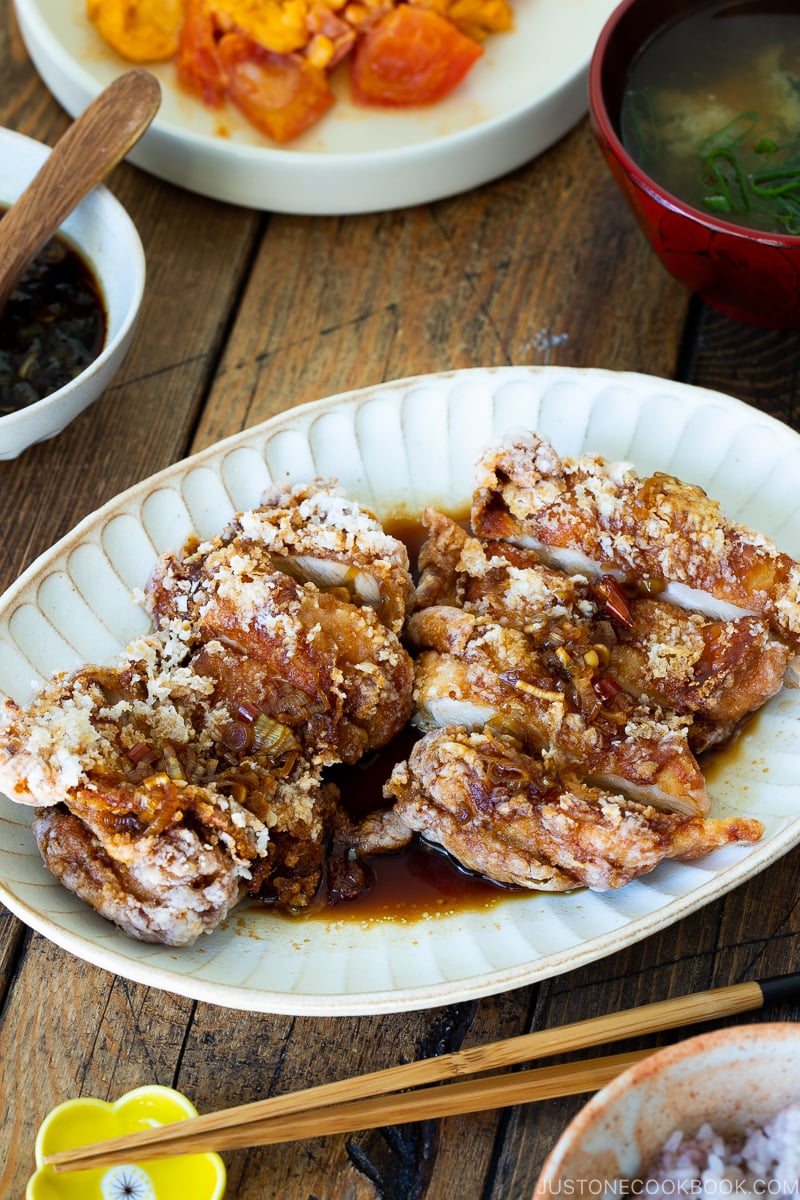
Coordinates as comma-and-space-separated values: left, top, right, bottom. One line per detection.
695, 113, 800, 232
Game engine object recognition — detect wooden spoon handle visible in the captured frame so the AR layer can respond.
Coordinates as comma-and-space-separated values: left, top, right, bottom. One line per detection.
0, 69, 161, 310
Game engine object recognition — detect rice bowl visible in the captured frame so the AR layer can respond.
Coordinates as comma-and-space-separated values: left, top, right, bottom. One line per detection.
533, 1023, 800, 1200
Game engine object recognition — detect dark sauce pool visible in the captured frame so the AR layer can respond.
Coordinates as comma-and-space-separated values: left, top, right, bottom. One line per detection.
0, 210, 106, 414
325, 726, 523, 924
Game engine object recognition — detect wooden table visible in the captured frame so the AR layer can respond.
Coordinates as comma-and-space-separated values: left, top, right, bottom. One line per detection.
2, 5, 799, 1197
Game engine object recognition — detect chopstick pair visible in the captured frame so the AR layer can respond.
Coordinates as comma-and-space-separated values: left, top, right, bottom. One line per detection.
47, 970, 800, 1173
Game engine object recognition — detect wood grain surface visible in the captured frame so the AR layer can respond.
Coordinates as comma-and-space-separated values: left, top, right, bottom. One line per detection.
1, 3, 799, 1198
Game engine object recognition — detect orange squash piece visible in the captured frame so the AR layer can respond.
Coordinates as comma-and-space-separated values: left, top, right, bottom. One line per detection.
87, 0, 188, 62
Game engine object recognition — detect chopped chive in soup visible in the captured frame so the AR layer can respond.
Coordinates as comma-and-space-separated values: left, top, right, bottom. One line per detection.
620, 2, 800, 235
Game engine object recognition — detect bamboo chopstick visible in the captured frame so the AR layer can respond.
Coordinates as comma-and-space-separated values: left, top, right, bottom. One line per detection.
46, 970, 800, 1173
53, 1049, 653, 1171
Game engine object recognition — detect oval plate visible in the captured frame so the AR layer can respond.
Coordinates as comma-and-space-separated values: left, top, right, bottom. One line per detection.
14, 0, 619, 214
2, 366, 800, 1015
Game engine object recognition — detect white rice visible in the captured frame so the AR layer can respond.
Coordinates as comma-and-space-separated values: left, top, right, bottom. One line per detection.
641, 1102, 800, 1198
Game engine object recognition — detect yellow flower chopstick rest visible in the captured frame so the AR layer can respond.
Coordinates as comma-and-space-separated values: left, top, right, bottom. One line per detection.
27, 1085, 226, 1200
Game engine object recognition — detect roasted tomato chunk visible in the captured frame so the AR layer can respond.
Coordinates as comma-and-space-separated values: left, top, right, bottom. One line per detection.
350, 5, 483, 107
217, 33, 334, 142
175, 0, 228, 106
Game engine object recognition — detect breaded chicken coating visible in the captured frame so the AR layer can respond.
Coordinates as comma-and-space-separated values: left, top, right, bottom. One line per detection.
151, 480, 413, 635
0, 625, 337, 942
147, 540, 414, 765
385, 727, 763, 892
412, 509, 791, 755
611, 598, 789, 750
408, 610, 709, 816
472, 433, 800, 648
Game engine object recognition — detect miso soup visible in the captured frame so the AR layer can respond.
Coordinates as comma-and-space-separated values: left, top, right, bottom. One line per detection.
620, 2, 800, 236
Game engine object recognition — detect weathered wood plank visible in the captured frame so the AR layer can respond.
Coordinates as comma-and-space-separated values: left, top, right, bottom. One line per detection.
193, 122, 689, 453
679, 303, 800, 429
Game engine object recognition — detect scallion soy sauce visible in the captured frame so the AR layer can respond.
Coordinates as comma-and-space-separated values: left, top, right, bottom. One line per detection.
0, 212, 106, 415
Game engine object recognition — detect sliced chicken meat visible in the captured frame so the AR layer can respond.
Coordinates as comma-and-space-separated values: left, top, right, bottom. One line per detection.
0, 628, 340, 941
33, 806, 246, 947
147, 539, 415, 766
408, 606, 709, 816
471, 433, 800, 648
155, 480, 413, 635
385, 727, 763, 892
412, 509, 792, 754
413, 506, 596, 624
610, 598, 790, 750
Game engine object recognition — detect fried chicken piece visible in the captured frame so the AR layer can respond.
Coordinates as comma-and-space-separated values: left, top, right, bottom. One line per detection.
0, 628, 340, 940
611, 598, 790, 751
150, 481, 413, 635
384, 727, 763, 892
471, 434, 800, 648
1, 483, 417, 941
412, 507, 596, 622
0, 625, 290, 813
350, 805, 415, 853
145, 492, 415, 765
147, 535, 414, 765
33, 805, 246, 946
412, 511, 791, 754
408, 608, 709, 816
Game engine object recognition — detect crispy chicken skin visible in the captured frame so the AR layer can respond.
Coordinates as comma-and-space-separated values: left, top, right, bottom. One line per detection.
385, 727, 764, 892
149, 551, 414, 765
145, 488, 415, 765
611, 598, 790, 750
33, 806, 247, 947
149, 480, 414, 636
413, 509, 792, 756
413, 506, 595, 621
408, 614, 709, 816
0, 628, 338, 941
471, 434, 800, 647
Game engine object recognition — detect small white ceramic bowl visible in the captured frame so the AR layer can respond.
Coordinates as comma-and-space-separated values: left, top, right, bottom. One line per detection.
533, 1023, 800, 1196
0, 125, 145, 460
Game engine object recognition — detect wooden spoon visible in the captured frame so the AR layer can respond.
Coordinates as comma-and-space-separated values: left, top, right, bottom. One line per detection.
0, 69, 161, 312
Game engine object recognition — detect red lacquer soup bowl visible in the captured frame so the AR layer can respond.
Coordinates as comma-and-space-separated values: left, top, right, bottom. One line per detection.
588, 0, 800, 328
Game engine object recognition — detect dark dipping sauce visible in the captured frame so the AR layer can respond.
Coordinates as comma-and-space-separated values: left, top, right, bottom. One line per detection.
324, 727, 521, 924
0, 210, 106, 415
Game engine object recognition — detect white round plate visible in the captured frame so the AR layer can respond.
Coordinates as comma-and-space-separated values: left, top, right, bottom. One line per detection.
2, 366, 800, 1015
13, 0, 619, 214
